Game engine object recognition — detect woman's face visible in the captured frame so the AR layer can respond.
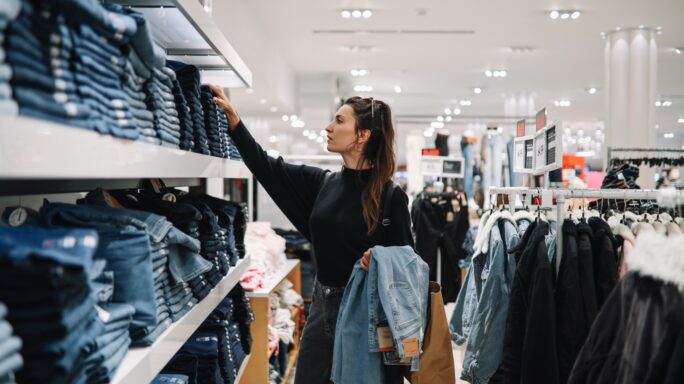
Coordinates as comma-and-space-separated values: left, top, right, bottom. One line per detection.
325, 104, 369, 154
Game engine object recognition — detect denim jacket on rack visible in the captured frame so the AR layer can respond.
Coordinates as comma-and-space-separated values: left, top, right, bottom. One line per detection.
451, 211, 519, 384
331, 245, 429, 384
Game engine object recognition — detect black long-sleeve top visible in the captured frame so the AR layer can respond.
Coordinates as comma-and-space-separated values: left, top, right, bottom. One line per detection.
230, 121, 414, 286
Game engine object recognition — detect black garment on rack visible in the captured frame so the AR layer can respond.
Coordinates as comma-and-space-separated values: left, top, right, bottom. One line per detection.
555, 221, 589, 384
576, 222, 598, 327
568, 272, 684, 384
503, 220, 559, 384
434, 133, 449, 156
587, 218, 619, 308
411, 192, 469, 303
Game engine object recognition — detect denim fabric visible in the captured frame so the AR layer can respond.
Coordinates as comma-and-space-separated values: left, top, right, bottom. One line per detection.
99, 303, 135, 333
152, 373, 190, 384
458, 215, 520, 384
461, 138, 474, 199
0, 226, 97, 269
104, 3, 164, 69
331, 246, 428, 383
128, 48, 152, 79
158, 129, 181, 146
0, 64, 11, 82
161, 352, 199, 384
0, 82, 12, 99
482, 134, 503, 201
181, 332, 222, 384
135, 318, 172, 347
0, 0, 20, 20
0, 354, 22, 381
56, 0, 137, 42
12, 65, 78, 93
13, 87, 90, 118
507, 137, 522, 187
39, 203, 157, 337
0, 99, 18, 115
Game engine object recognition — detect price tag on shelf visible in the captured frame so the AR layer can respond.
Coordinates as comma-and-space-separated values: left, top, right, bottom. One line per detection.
534, 129, 547, 174
514, 120, 535, 174
534, 124, 562, 175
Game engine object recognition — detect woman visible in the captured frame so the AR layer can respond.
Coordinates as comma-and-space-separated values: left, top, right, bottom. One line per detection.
211, 86, 414, 384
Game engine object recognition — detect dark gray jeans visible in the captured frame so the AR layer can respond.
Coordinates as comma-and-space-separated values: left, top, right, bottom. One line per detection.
294, 280, 404, 384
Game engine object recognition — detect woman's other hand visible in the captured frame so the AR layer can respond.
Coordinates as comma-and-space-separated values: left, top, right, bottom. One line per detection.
360, 248, 371, 272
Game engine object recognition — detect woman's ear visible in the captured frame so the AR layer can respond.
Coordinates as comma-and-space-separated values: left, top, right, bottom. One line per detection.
357, 128, 372, 144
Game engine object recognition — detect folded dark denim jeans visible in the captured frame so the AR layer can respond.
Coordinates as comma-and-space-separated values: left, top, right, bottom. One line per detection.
134, 317, 172, 347
152, 373, 190, 384
13, 85, 91, 117
99, 302, 135, 334
12, 65, 78, 94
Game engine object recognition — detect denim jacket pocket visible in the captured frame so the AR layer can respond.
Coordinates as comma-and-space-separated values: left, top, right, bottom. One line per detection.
387, 282, 420, 333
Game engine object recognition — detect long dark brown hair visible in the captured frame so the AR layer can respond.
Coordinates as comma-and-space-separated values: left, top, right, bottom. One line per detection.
343, 96, 396, 235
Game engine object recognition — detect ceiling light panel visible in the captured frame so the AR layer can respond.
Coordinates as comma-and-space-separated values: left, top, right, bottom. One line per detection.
549, 10, 582, 20
340, 9, 373, 19
485, 69, 507, 78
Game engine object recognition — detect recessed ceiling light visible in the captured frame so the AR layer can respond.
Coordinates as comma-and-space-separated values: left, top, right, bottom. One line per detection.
549, 10, 559, 19
587, 87, 597, 94
424, 129, 434, 138
678, 118, 684, 124
615, 27, 621, 31
445, 116, 453, 122
362, 10, 373, 18
353, 84, 373, 92
508, 46, 536, 53
431, 122, 445, 129
282, 115, 289, 122
485, 69, 507, 78
341, 10, 351, 18
260, 98, 267, 104
350, 68, 369, 77
473, 87, 483, 94
351, 10, 362, 18
460, 100, 472, 106
571, 11, 581, 19
664, 133, 675, 139
550, 10, 580, 20
342, 45, 375, 53
663, 100, 673, 107
292, 120, 306, 128
245, 88, 254, 94
270, 106, 278, 113
452, 108, 462, 115
675, 48, 682, 54
444, 108, 452, 115
269, 135, 278, 143
554, 100, 572, 107
437, 116, 445, 122
393, 85, 402, 93
560, 12, 570, 19
290, 115, 298, 121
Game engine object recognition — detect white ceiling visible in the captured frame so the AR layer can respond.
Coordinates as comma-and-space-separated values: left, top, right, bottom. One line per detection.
215, 0, 684, 154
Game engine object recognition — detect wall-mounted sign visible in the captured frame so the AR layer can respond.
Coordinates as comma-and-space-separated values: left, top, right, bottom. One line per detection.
534, 124, 562, 175
421, 156, 464, 178
516, 119, 526, 137
536, 108, 547, 131
513, 136, 535, 174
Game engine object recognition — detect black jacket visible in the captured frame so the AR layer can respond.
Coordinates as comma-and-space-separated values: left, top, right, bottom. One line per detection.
555, 220, 587, 384
503, 220, 559, 384
587, 217, 619, 308
568, 272, 684, 384
576, 222, 598, 327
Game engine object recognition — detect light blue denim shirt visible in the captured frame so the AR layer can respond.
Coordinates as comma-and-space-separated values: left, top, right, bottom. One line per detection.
331, 245, 429, 384
451, 212, 520, 384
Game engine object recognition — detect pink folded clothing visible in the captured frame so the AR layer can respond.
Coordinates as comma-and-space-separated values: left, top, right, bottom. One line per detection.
240, 266, 266, 291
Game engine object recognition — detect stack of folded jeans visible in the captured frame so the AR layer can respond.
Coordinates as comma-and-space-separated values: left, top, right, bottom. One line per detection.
172, 77, 195, 151
123, 58, 155, 144
0, 302, 22, 384
191, 195, 244, 267
128, 49, 158, 144
147, 67, 182, 148
155, 292, 251, 384
199, 85, 228, 158
83, 303, 135, 383
178, 195, 232, 283
0, 0, 20, 116
168, 60, 210, 155
79, 189, 214, 335
0, 226, 104, 384
71, 22, 139, 140
216, 104, 233, 158
107, 188, 217, 302
6, 1, 100, 132
39, 202, 158, 345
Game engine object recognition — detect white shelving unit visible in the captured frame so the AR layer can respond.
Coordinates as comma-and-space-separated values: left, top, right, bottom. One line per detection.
111, 255, 251, 384
247, 260, 302, 299
0, 117, 250, 180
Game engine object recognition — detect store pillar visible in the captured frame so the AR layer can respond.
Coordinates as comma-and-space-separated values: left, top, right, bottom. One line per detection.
604, 28, 658, 187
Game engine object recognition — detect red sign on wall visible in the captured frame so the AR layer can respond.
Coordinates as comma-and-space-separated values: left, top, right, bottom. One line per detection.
422, 149, 440, 156
536, 108, 547, 131
516, 120, 526, 137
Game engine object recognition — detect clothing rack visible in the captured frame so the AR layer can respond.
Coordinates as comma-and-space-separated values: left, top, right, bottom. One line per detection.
606, 147, 684, 166
488, 187, 684, 273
